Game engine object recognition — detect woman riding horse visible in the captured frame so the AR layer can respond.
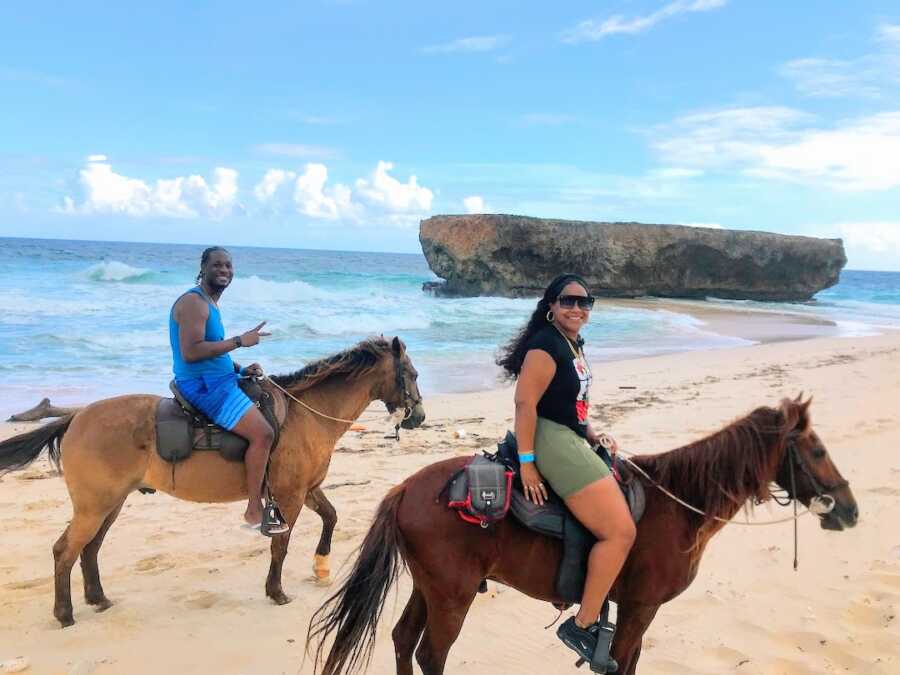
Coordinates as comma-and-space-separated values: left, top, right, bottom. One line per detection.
496, 273, 634, 671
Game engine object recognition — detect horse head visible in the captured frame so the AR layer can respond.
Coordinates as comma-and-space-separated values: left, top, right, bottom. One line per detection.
379, 336, 425, 429
774, 395, 858, 531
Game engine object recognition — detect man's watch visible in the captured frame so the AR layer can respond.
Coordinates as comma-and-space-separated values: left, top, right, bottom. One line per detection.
232, 335, 243, 348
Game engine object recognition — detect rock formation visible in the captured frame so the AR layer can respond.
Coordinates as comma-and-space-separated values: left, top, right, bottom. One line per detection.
419, 215, 846, 301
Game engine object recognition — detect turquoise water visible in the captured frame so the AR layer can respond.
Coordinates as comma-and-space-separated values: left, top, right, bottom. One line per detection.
1, 237, 899, 417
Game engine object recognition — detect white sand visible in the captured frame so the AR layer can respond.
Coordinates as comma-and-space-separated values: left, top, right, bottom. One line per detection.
1, 333, 898, 674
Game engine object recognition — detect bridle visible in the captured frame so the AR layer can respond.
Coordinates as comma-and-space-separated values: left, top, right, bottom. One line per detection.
773, 435, 848, 511
383, 350, 422, 439
772, 434, 848, 570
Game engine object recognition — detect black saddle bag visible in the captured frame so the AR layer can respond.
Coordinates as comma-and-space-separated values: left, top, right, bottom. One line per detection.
446, 454, 514, 528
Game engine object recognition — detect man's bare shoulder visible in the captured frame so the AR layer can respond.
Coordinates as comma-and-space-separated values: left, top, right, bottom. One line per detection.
173, 291, 209, 322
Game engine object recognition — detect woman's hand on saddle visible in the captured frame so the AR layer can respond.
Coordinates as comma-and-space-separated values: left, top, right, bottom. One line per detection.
240, 322, 271, 347
520, 462, 548, 506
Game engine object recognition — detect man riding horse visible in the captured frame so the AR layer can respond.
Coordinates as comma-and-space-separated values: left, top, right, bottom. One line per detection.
169, 245, 287, 533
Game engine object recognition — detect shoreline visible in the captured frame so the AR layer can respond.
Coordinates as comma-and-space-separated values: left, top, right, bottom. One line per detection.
1, 332, 899, 673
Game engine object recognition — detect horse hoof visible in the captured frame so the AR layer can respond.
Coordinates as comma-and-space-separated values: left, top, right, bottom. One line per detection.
91, 598, 113, 612
57, 615, 75, 628
269, 591, 292, 605
310, 574, 333, 587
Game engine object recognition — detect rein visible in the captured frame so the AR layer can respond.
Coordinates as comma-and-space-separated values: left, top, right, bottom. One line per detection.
264, 350, 418, 432
616, 435, 843, 570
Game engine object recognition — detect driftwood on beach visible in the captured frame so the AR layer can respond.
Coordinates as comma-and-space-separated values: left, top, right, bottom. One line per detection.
7, 398, 79, 422
419, 214, 847, 301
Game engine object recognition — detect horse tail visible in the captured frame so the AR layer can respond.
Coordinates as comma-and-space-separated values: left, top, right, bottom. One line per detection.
307, 483, 408, 675
0, 414, 75, 475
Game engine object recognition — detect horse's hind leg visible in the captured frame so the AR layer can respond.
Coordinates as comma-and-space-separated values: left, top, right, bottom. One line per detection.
414, 582, 479, 675
392, 587, 427, 675
80, 499, 126, 611
52, 508, 113, 627
305, 486, 337, 584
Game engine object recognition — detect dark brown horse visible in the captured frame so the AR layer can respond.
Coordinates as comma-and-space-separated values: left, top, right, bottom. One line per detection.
307, 396, 858, 675
0, 336, 424, 627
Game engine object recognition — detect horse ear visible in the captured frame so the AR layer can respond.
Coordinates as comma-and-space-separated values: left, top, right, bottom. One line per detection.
391, 336, 404, 355
797, 396, 812, 433
780, 397, 799, 432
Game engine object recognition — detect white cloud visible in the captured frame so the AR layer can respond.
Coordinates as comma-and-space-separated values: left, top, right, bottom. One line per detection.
293, 163, 356, 220
63, 157, 239, 218
463, 195, 486, 213
421, 35, 509, 54
255, 143, 340, 160
653, 107, 900, 191
836, 222, 900, 255
254, 169, 296, 203
780, 23, 900, 99
355, 161, 433, 212
562, 0, 727, 44
878, 23, 900, 43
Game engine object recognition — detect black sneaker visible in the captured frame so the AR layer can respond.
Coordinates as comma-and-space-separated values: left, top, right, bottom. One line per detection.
556, 617, 619, 674
557, 616, 597, 662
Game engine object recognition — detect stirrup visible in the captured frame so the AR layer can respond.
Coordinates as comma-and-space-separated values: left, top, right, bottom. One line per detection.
261, 501, 289, 537
575, 601, 618, 674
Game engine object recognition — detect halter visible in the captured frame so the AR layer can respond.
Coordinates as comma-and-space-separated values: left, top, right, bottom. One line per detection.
772, 435, 848, 570
384, 350, 422, 440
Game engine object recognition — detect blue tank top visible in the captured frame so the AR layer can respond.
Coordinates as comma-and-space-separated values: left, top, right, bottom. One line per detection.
169, 287, 235, 380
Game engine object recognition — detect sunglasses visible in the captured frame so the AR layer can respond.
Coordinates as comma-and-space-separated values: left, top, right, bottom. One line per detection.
557, 294, 595, 310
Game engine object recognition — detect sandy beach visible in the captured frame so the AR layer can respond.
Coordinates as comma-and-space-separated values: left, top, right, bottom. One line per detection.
1, 327, 899, 675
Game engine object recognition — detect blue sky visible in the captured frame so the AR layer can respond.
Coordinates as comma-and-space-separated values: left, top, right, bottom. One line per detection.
1, 1, 899, 269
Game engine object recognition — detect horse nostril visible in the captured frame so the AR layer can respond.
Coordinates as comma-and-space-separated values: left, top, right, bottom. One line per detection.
850, 505, 859, 522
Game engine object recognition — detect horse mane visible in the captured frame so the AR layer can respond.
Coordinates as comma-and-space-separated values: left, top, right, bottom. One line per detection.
632, 406, 788, 521
270, 337, 392, 394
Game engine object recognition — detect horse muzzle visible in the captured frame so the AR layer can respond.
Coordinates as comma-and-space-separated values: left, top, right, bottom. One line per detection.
401, 404, 426, 430
817, 492, 859, 531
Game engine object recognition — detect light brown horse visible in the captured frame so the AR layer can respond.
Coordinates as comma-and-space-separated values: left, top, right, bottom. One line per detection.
0, 336, 425, 628
307, 396, 858, 675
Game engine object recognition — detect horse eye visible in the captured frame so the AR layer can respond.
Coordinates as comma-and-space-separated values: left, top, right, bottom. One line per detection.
811, 447, 826, 459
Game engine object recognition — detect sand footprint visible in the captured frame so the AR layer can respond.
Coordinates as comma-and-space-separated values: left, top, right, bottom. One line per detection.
3, 576, 52, 591
134, 553, 177, 574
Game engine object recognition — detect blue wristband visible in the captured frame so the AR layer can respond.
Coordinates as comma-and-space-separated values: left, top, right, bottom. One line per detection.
518, 453, 535, 463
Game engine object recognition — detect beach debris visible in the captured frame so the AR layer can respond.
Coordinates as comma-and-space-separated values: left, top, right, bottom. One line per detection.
349, 424, 367, 431
454, 428, 467, 439
323, 479, 371, 490
1, 658, 30, 674
7, 398, 79, 422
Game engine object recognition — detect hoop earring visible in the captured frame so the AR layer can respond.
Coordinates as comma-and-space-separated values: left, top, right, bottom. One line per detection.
546, 310, 554, 322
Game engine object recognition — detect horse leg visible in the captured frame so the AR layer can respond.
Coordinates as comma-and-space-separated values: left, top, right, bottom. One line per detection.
52, 508, 112, 627
305, 486, 337, 585
80, 499, 126, 611
265, 492, 305, 605
611, 601, 660, 675
392, 587, 427, 675
414, 583, 479, 675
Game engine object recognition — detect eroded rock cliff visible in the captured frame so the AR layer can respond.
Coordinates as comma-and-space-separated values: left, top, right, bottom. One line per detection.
419, 215, 846, 301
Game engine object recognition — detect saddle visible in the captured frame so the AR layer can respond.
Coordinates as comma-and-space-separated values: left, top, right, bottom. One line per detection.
496, 431, 646, 604
155, 378, 288, 464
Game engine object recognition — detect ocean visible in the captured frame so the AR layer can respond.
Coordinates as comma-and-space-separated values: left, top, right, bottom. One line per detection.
1, 236, 899, 419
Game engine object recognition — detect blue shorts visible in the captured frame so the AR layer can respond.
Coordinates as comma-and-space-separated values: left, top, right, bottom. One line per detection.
176, 372, 253, 431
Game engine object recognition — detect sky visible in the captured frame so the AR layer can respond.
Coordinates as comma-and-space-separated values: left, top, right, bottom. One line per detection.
1, 0, 899, 270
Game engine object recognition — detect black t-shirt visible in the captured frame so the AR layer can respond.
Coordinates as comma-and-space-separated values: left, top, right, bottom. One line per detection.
525, 325, 592, 438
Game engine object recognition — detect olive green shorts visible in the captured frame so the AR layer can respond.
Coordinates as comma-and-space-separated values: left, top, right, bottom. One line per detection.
534, 417, 611, 498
